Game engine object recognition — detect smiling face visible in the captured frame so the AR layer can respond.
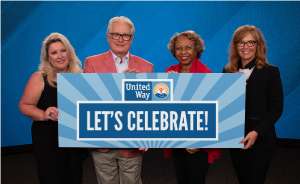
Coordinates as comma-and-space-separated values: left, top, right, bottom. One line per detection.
237, 33, 257, 66
48, 41, 69, 73
107, 22, 133, 58
175, 36, 197, 67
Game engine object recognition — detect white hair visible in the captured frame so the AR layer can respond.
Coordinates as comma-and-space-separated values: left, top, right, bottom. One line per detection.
107, 16, 135, 36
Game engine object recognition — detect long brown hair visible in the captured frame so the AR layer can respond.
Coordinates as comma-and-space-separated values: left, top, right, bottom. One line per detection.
225, 25, 268, 73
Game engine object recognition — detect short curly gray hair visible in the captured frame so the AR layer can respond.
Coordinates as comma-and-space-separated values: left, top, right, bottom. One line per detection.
168, 31, 205, 58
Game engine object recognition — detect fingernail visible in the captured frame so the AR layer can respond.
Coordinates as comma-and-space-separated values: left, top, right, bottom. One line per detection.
241, 141, 244, 143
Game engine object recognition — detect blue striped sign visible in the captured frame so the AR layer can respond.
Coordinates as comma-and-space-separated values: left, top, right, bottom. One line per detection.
57, 73, 245, 148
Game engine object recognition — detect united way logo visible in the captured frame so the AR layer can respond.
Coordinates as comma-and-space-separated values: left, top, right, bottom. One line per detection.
122, 79, 173, 101
154, 83, 169, 99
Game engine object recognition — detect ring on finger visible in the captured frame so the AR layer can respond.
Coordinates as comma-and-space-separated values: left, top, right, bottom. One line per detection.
49, 112, 53, 116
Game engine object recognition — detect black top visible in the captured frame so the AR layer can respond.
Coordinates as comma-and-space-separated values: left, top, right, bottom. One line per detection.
238, 58, 256, 70
31, 75, 88, 184
36, 76, 57, 113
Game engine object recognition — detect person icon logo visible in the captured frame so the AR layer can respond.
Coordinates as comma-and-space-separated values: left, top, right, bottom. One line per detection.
154, 83, 169, 99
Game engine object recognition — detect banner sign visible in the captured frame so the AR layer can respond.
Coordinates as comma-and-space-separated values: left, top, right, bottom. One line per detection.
77, 101, 217, 140
58, 73, 245, 148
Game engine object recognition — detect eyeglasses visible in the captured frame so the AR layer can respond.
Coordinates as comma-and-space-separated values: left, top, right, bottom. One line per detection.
236, 40, 257, 47
110, 33, 132, 41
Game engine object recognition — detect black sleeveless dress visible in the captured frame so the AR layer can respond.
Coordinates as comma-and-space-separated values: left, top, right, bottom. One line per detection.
31, 76, 88, 184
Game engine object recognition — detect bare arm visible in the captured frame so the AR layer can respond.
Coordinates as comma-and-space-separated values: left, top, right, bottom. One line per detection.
19, 72, 59, 121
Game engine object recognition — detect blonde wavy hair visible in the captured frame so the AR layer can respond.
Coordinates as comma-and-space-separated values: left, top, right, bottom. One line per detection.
168, 30, 205, 59
224, 25, 268, 73
39, 33, 82, 87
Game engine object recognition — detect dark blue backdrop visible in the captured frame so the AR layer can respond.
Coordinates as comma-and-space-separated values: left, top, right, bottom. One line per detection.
2, 1, 300, 147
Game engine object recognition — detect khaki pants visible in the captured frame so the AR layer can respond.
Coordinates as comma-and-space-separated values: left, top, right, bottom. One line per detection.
91, 149, 143, 184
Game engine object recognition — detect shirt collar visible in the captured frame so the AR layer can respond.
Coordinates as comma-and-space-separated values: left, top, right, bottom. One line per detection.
110, 50, 129, 64
238, 58, 256, 70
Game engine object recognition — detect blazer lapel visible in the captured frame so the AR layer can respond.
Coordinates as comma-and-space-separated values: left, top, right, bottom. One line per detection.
246, 66, 262, 89
128, 54, 138, 70
103, 51, 118, 73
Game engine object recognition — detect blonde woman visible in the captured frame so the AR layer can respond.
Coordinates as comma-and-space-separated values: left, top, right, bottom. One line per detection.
19, 33, 88, 184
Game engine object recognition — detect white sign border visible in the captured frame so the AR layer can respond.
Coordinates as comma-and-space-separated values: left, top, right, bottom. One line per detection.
77, 101, 218, 141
